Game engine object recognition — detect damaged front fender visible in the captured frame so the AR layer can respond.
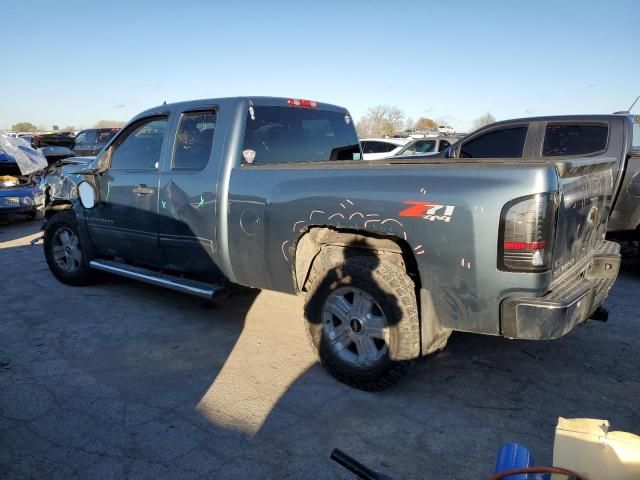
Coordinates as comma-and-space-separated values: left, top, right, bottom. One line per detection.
42, 158, 95, 217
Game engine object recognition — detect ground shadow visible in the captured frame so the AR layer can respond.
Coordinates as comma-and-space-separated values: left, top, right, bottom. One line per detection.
2, 221, 639, 479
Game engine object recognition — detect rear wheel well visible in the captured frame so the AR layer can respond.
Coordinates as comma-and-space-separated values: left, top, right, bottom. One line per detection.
294, 227, 420, 293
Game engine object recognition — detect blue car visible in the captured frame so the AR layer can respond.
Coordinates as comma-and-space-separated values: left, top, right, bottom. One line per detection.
0, 134, 46, 220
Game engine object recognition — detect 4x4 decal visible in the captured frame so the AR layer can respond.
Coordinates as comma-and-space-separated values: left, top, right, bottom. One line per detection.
399, 201, 456, 222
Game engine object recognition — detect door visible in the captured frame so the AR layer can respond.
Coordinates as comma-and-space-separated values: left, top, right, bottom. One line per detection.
157, 109, 222, 279
88, 116, 169, 266
74, 130, 97, 157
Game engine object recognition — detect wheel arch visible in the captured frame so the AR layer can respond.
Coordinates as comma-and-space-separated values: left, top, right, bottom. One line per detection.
44, 199, 74, 219
293, 227, 421, 294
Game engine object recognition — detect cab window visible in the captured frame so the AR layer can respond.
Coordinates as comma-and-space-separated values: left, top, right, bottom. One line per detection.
173, 111, 216, 170
110, 117, 168, 170
459, 127, 527, 158
242, 106, 360, 164
543, 123, 608, 156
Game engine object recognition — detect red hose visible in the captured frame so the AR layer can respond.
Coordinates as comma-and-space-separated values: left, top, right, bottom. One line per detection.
490, 466, 587, 480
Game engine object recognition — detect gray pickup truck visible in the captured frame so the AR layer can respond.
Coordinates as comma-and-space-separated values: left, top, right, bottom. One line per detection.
41, 97, 629, 390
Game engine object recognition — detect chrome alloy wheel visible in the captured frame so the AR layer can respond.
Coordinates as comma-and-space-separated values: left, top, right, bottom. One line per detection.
52, 227, 82, 273
321, 286, 390, 367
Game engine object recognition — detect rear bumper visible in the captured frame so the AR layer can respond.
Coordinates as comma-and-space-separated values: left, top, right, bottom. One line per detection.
501, 241, 620, 340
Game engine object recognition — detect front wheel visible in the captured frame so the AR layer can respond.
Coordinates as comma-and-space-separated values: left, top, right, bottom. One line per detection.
44, 211, 94, 286
304, 251, 420, 391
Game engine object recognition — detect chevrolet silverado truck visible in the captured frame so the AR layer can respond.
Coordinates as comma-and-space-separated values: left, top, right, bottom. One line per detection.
41, 97, 629, 390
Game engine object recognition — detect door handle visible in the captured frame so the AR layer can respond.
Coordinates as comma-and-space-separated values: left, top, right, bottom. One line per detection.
132, 185, 154, 195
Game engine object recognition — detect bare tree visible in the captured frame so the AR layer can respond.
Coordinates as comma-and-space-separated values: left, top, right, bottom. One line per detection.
404, 117, 416, 131
472, 112, 496, 130
356, 105, 406, 137
94, 120, 126, 128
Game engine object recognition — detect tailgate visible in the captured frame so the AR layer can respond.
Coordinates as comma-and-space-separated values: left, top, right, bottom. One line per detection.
552, 158, 616, 277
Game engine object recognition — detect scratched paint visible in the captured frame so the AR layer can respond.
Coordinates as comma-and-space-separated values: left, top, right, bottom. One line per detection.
281, 240, 290, 262
283, 198, 415, 263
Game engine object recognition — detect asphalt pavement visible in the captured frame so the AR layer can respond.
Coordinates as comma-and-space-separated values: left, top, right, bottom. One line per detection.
1, 217, 638, 479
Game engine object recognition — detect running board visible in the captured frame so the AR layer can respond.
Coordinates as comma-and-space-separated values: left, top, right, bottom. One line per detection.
89, 259, 228, 301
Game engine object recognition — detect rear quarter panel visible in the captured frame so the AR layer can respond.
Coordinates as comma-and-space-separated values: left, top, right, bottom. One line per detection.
227, 161, 557, 335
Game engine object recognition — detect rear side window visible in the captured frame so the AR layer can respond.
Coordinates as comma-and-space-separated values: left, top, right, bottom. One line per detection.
362, 141, 384, 154
543, 124, 608, 156
173, 111, 216, 170
242, 106, 360, 164
362, 141, 400, 153
380, 142, 400, 152
110, 117, 168, 170
460, 127, 527, 158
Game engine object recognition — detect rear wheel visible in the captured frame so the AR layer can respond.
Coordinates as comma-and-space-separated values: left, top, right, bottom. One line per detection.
44, 212, 93, 286
304, 251, 420, 391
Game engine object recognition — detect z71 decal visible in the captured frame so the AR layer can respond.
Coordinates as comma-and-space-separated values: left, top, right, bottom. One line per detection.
399, 201, 456, 223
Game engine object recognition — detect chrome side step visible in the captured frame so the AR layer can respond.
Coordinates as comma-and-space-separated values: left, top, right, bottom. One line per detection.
89, 259, 228, 301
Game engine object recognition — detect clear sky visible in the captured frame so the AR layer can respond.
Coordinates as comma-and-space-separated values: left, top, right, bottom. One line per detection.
1, 0, 638, 131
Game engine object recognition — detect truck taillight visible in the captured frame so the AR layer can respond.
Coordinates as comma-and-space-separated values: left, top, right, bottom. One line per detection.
499, 193, 557, 272
287, 98, 317, 108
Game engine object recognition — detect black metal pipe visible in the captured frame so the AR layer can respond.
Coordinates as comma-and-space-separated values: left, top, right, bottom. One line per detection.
330, 449, 392, 480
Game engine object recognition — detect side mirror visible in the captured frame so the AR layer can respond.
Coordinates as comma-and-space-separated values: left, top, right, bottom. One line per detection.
445, 147, 456, 158
78, 181, 96, 209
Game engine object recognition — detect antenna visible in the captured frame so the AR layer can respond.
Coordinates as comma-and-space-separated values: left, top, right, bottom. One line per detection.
614, 95, 640, 115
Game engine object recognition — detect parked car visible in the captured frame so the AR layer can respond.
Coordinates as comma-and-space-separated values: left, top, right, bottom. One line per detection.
32, 131, 75, 149
438, 125, 455, 135
42, 97, 626, 391
360, 137, 409, 160
0, 132, 46, 220
394, 136, 458, 156
607, 115, 640, 234
74, 128, 120, 157
16, 133, 34, 145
